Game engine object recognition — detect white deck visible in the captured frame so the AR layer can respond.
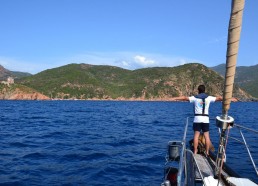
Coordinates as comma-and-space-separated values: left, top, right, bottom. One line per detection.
193, 154, 257, 186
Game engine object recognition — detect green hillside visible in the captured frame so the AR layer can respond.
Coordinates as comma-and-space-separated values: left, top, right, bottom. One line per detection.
211, 64, 258, 98
17, 63, 252, 100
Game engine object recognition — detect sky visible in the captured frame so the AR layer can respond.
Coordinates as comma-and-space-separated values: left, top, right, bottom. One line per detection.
0, 0, 258, 74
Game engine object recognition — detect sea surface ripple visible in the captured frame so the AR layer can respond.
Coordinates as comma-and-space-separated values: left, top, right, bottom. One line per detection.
0, 101, 257, 185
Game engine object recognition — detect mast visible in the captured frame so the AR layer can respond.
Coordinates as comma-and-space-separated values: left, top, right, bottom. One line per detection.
215, 0, 245, 178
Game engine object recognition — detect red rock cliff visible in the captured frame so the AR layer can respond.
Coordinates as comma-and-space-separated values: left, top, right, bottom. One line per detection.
0, 85, 50, 100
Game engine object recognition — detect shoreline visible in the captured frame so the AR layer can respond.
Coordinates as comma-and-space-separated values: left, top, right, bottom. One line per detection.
1, 98, 256, 102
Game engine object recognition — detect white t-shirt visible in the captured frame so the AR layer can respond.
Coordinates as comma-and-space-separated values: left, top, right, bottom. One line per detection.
189, 96, 216, 123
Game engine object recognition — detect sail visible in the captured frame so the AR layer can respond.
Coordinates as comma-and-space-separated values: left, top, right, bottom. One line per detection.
222, 0, 245, 116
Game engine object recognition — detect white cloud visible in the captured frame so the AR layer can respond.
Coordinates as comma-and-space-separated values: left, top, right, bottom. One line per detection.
133, 55, 155, 66
67, 52, 163, 69
121, 60, 129, 67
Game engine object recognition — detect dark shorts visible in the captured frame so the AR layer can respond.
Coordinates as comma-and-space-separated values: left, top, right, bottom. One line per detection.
193, 123, 209, 132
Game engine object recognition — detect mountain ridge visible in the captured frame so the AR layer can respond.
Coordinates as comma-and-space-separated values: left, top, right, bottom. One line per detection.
15, 63, 253, 101
0, 63, 256, 101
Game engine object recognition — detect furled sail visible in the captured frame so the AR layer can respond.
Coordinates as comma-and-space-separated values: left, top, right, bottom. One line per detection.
215, 0, 245, 180
222, 0, 245, 116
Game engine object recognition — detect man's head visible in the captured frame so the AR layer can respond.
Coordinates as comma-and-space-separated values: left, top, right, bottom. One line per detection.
198, 85, 205, 94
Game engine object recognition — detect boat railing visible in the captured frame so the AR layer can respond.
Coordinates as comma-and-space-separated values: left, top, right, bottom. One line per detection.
162, 117, 190, 186
176, 117, 190, 185
217, 122, 258, 176
211, 117, 258, 176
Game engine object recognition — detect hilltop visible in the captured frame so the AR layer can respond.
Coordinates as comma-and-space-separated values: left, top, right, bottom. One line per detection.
15, 63, 252, 101
0, 65, 31, 81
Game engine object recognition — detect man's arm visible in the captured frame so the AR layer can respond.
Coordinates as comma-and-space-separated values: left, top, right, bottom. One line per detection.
171, 96, 189, 101
215, 96, 238, 102
215, 96, 223, 101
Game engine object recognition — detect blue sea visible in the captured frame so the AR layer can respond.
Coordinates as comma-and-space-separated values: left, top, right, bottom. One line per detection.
0, 101, 257, 185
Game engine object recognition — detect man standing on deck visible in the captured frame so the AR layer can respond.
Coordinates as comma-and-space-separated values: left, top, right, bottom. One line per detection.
171, 85, 223, 155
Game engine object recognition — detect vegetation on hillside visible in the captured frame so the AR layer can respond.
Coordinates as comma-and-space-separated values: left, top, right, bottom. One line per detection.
16, 63, 252, 100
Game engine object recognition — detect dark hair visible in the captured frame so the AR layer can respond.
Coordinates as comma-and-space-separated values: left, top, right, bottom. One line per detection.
198, 85, 205, 93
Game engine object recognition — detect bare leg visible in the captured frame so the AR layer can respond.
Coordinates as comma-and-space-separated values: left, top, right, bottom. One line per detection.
193, 131, 200, 154
203, 131, 210, 155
